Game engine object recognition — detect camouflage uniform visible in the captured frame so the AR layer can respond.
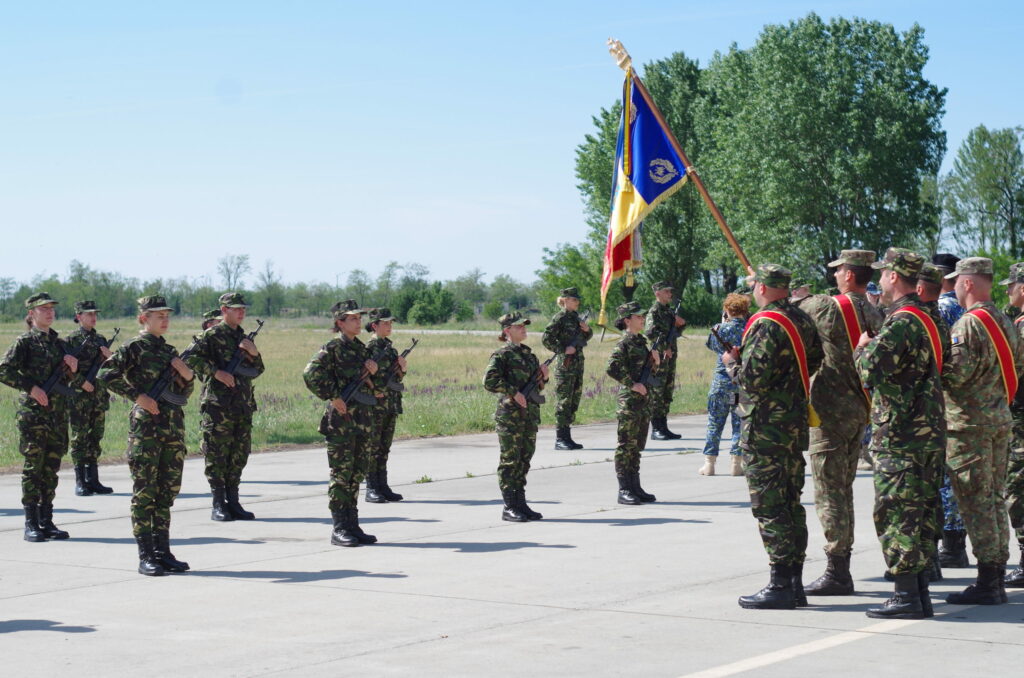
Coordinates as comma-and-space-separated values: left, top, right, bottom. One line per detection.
1002, 263, 1024, 585
65, 323, 111, 466
645, 282, 682, 433
607, 321, 652, 475
702, 317, 744, 457
541, 288, 593, 439
364, 309, 407, 502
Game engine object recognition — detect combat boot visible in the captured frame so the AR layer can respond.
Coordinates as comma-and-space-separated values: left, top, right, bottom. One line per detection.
616, 475, 642, 505
1004, 543, 1024, 587
365, 470, 386, 503
516, 489, 543, 520
805, 553, 854, 596
23, 505, 46, 542
153, 531, 190, 573
136, 536, 166, 576
698, 456, 716, 476
738, 564, 796, 610
631, 472, 656, 503
86, 463, 114, 494
938, 529, 970, 568
650, 417, 670, 441
866, 573, 923, 619
929, 553, 943, 582
210, 487, 234, 522
918, 570, 934, 618
659, 418, 682, 440
226, 485, 255, 520
554, 426, 574, 451
791, 562, 808, 607
730, 455, 744, 476
379, 469, 404, 502
501, 489, 529, 522
946, 562, 1004, 605
38, 504, 69, 540
74, 464, 93, 496
347, 507, 377, 544
565, 427, 584, 450
330, 510, 360, 547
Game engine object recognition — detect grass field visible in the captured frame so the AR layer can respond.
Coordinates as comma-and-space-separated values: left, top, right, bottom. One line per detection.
0, 317, 717, 470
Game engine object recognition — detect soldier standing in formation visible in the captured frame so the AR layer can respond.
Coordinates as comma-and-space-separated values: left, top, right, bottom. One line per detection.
201, 308, 222, 331
542, 287, 592, 450
99, 295, 194, 576
645, 281, 686, 440
698, 293, 748, 477
0, 292, 77, 542
303, 300, 378, 547
1002, 262, 1024, 587
483, 312, 548, 522
364, 307, 407, 503
606, 301, 659, 504
725, 265, 823, 610
66, 300, 115, 496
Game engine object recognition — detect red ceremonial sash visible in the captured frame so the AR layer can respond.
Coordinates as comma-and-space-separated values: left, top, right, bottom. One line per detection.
1016, 315, 1024, 326
967, 308, 1019, 405
892, 306, 943, 374
743, 311, 819, 426
833, 294, 871, 412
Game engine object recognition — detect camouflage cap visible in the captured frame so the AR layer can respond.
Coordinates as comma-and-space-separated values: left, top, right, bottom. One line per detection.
24, 292, 58, 309
498, 311, 531, 328
331, 299, 364, 319
202, 308, 222, 320
559, 287, 580, 299
945, 256, 993, 279
370, 307, 396, 322
871, 247, 923, 278
827, 249, 877, 268
752, 263, 791, 289
999, 262, 1024, 286
932, 253, 960, 274
790, 276, 809, 290
74, 300, 99, 314
218, 292, 248, 308
137, 295, 173, 313
615, 301, 646, 321
917, 263, 944, 286
651, 281, 674, 292
866, 281, 881, 296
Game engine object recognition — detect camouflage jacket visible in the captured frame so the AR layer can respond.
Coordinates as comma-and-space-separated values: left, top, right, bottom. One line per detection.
366, 336, 403, 415
1013, 314, 1024, 419
0, 327, 71, 414
942, 301, 1024, 430
302, 334, 374, 410
65, 326, 110, 403
483, 342, 543, 425
706, 317, 745, 384
542, 309, 593, 368
606, 332, 653, 405
645, 301, 679, 352
98, 332, 195, 429
736, 299, 824, 450
186, 322, 264, 413
856, 294, 946, 454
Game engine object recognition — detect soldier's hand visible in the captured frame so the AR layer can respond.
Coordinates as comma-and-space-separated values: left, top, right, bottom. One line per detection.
214, 369, 236, 388
580, 321, 590, 333
30, 386, 49, 407
650, 350, 661, 366
631, 382, 648, 396
397, 356, 408, 372
565, 346, 577, 355
331, 398, 348, 416
722, 348, 740, 364
674, 315, 686, 328
99, 346, 113, 360
856, 331, 873, 349
171, 358, 193, 381
64, 355, 78, 373
364, 359, 378, 375
663, 348, 673, 360
539, 364, 550, 380
136, 394, 159, 415
239, 338, 259, 357
513, 392, 528, 408
82, 380, 95, 393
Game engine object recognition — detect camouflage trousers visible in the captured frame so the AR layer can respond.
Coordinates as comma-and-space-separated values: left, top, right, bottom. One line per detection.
69, 393, 108, 465
947, 427, 1011, 565
200, 406, 252, 489
18, 408, 69, 506
809, 419, 865, 556
495, 413, 538, 493
649, 352, 677, 419
366, 405, 397, 473
702, 380, 740, 456
872, 448, 941, 575
615, 392, 650, 475
325, 414, 370, 513
126, 410, 186, 538
553, 360, 584, 428
1007, 410, 1024, 544
744, 445, 808, 567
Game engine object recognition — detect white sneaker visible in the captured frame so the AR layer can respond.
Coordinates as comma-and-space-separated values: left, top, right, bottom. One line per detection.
731, 456, 744, 476
698, 457, 716, 476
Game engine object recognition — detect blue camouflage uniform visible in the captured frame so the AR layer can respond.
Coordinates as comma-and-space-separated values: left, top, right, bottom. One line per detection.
937, 290, 966, 532
702, 317, 744, 457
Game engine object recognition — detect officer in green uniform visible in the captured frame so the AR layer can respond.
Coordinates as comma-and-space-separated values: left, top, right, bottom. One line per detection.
645, 281, 686, 440
364, 307, 408, 503
483, 312, 549, 522
66, 300, 115, 496
542, 287, 592, 450
201, 308, 222, 331
1001, 262, 1024, 587
0, 292, 78, 542
99, 295, 195, 576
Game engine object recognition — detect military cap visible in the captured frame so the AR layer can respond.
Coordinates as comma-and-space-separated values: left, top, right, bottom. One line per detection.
331, 299, 364, 319
828, 249, 877, 268
137, 295, 173, 312
999, 262, 1024, 286
651, 281, 674, 292
932, 253, 960, 274
917, 263, 944, 286
498, 311, 531, 328
202, 308, 222, 320
945, 256, 993, 279
24, 292, 58, 309
866, 281, 881, 296
733, 283, 753, 296
615, 301, 646, 320
218, 292, 249, 308
74, 300, 99, 314
752, 263, 791, 289
871, 248, 923, 278
790, 276, 809, 290
370, 307, 396, 322
559, 287, 580, 299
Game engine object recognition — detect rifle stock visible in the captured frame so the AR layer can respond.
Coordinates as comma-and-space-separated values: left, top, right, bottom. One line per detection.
222, 319, 264, 379
144, 336, 200, 407
516, 355, 555, 407
39, 340, 89, 399
81, 327, 120, 390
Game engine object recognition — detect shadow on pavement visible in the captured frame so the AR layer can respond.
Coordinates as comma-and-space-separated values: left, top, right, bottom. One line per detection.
400, 499, 559, 506
544, 517, 709, 526
378, 541, 575, 553
0, 619, 97, 634
656, 501, 750, 508
189, 569, 407, 584
71, 536, 265, 545
2, 507, 99, 517
257, 516, 441, 525
243, 480, 327, 486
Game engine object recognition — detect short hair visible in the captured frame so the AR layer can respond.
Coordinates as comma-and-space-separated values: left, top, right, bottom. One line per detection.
918, 280, 941, 298
840, 264, 873, 287
967, 273, 994, 284
722, 293, 750, 317
897, 273, 918, 288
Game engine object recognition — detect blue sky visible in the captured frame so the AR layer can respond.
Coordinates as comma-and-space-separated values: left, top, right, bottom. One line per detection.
1, 1, 1020, 288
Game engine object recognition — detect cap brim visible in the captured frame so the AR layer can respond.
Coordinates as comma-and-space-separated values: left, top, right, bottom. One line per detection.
943, 271, 959, 280
869, 261, 889, 270
999, 278, 1014, 285
143, 307, 174, 312
222, 304, 249, 308
374, 316, 397, 322
826, 258, 844, 268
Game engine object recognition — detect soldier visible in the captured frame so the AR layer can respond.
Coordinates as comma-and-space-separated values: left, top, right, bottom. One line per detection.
66, 300, 115, 496
698, 293, 749, 477
542, 287, 593, 450
483, 312, 549, 522
789, 276, 812, 306
201, 308, 221, 331
606, 301, 660, 504
303, 300, 379, 547
645, 281, 686, 440
941, 257, 1024, 605
187, 292, 265, 522
0, 292, 78, 542
98, 295, 194, 576
1001, 262, 1024, 587
799, 250, 884, 596
724, 264, 823, 610
364, 307, 408, 503
855, 248, 945, 618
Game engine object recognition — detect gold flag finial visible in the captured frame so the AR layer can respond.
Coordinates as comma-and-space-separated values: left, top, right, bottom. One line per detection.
607, 38, 632, 72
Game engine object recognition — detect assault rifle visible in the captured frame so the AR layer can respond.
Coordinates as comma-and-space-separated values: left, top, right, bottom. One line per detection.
638, 335, 667, 390
385, 338, 419, 392
222, 319, 264, 379
144, 336, 201, 407
322, 344, 390, 434
39, 340, 89, 398
81, 328, 120, 391
664, 301, 685, 347
709, 325, 735, 353
562, 311, 591, 368
515, 355, 556, 407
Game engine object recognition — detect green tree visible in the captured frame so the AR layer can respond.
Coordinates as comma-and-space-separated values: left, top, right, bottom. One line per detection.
408, 282, 456, 325
445, 268, 488, 307
217, 254, 251, 291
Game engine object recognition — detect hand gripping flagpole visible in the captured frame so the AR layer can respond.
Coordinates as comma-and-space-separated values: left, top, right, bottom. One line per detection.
607, 39, 754, 277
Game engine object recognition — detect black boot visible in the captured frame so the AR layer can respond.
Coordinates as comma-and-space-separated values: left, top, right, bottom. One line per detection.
136, 535, 166, 576
617, 474, 642, 505
918, 570, 934, 618
866, 573, 924, 619
517, 489, 543, 520
946, 562, 1004, 605
1005, 544, 1024, 587
154, 531, 190, 573
379, 469, 403, 502
565, 427, 584, 450
347, 506, 377, 544
938, 529, 970, 568
86, 463, 114, 494
226, 485, 255, 520
330, 509, 360, 547
631, 472, 656, 503
501, 489, 528, 522
38, 504, 69, 540
365, 470, 386, 503
650, 417, 670, 441
792, 562, 808, 607
929, 552, 943, 582
23, 505, 46, 542
738, 564, 796, 610
659, 417, 682, 440
805, 553, 854, 596
554, 426, 574, 451
74, 464, 93, 496
210, 487, 234, 522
